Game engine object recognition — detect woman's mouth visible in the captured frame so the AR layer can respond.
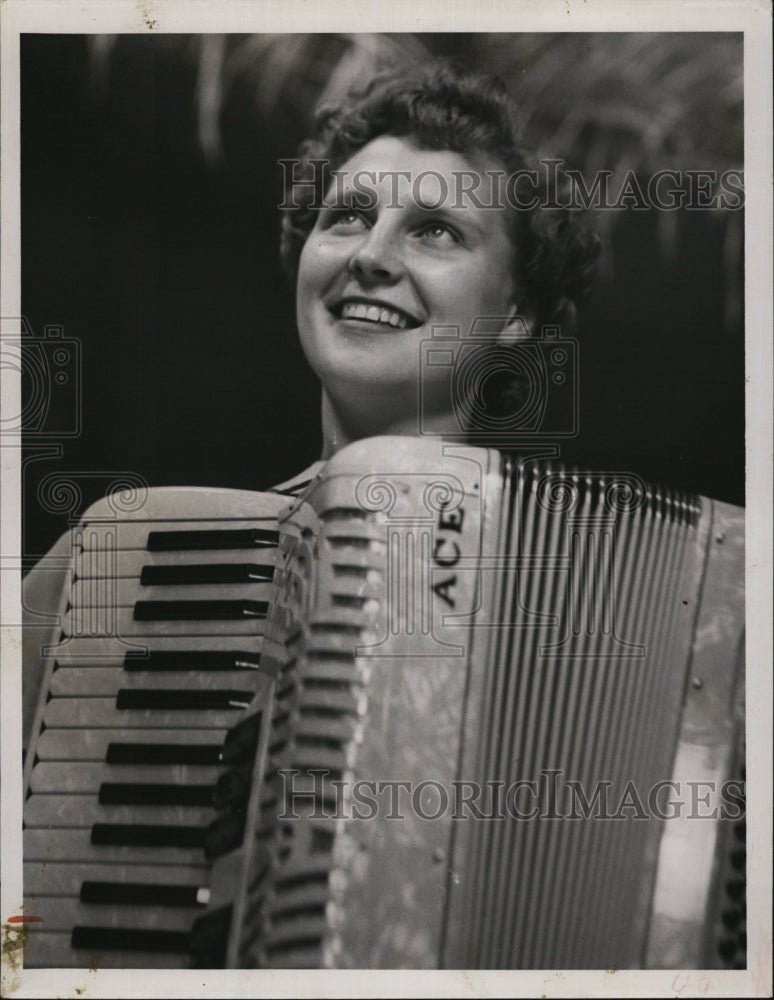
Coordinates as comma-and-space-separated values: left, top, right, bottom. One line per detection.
331, 299, 421, 330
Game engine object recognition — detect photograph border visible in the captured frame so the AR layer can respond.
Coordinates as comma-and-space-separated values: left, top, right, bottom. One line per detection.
2, 2, 771, 997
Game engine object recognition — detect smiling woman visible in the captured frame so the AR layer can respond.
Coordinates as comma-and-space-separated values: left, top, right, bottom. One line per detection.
281, 63, 600, 453
18, 54, 746, 975
296, 137, 523, 448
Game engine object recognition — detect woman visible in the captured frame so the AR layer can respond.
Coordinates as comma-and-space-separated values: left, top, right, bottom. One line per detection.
25, 61, 600, 732
21, 62, 614, 968
280, 62, 600, 456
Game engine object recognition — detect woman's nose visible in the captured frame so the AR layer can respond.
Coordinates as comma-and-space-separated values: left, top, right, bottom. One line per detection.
349, 224, 403, 284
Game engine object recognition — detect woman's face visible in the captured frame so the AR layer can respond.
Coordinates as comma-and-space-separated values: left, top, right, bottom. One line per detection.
296, 135, 522, 433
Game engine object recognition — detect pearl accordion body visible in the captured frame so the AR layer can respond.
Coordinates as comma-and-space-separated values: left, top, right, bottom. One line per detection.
22, 437, 745, 970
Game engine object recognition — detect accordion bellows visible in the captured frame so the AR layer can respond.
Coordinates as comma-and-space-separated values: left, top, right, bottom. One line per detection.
22, 437, 745, 969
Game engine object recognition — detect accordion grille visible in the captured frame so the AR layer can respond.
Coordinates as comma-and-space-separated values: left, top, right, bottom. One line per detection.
444, 460, 706, 968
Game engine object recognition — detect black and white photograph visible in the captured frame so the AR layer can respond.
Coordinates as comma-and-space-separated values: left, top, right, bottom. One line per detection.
1, 1, 771, 997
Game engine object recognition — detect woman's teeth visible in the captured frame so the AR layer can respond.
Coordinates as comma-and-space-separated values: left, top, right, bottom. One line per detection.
340, 302, 409, 329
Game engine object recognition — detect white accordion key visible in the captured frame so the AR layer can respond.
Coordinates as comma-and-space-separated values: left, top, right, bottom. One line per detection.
35, 728, 229, 761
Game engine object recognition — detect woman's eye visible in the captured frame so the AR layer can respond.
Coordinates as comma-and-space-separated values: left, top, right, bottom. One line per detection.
327, 208, 367, 230
417, 222, 458, 243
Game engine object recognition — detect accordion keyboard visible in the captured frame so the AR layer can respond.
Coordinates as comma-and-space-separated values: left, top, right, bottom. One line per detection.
23, 488, 286, 968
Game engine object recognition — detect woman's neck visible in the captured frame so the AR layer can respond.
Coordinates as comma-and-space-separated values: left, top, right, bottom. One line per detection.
319, 389, 462, 459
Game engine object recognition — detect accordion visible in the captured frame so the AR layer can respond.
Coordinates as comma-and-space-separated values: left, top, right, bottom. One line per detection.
22, 437, 745, 970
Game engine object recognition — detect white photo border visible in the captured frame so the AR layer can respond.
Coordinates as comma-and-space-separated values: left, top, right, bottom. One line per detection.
1, 2, 771, 997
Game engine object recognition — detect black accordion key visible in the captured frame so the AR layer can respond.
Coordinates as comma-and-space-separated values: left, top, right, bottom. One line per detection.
140, 563, 274, 586
146, 528, 279, 551
122, 650, 261, 671
80, 882, 208, 908
105, 742, 223, 765
98, 783, 216, 807
90, 824, 206, 848
133, 600, 269, 621
115, 689, 255, 711
71, 926, 190, 954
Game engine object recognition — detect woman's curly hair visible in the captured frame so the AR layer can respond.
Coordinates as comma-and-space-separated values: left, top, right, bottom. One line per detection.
280, 61, 601, 332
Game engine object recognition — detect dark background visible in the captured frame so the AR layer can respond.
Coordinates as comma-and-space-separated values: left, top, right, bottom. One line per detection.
20, 33, 745, 560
